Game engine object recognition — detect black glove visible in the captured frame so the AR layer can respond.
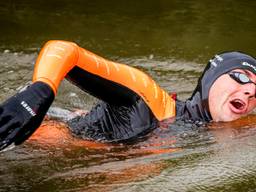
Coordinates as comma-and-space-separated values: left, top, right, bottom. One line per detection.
0, 82, 54, 151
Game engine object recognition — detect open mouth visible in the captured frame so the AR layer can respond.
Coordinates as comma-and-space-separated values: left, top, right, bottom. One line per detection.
229, 99, 247, 114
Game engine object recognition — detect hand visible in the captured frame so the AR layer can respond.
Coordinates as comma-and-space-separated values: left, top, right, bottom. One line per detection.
0, 82, 54, 151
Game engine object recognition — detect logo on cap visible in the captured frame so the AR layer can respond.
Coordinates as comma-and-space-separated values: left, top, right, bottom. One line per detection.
242, 61, 256, 72
215, 55, 223, 62
210, 55, 223, 67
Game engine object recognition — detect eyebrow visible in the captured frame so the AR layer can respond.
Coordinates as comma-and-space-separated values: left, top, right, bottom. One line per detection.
244, 70, 251, 75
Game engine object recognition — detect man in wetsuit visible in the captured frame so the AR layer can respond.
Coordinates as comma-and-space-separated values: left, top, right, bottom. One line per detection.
0, 40, 256, 150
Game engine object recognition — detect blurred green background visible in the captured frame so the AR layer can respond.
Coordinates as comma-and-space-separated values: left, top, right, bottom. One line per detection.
0, 0, 255, 62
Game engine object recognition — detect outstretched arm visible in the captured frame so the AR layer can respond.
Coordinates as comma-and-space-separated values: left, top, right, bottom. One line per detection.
33, 40, 175, 120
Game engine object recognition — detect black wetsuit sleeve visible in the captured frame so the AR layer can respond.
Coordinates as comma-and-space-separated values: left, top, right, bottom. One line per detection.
66, 66, 138, 106
66, 66, 158, 142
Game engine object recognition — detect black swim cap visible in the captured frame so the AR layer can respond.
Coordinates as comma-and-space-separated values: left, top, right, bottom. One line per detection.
176, 51, 256, 122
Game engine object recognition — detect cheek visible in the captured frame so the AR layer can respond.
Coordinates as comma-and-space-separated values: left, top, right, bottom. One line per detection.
208, 85, 224, 120
209, 81, 232, 108
209, 91, 229, 115
209, 77, 239, 105
208, 75, 239, 120
247, 99, 256, 112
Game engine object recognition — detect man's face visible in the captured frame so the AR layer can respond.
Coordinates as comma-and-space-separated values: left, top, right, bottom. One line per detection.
209, 69, 256, 122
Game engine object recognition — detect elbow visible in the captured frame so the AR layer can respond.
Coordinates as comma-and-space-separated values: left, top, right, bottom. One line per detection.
33, 40, 79, 95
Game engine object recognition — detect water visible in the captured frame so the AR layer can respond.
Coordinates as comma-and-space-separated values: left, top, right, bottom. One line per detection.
0, 1, 256, 191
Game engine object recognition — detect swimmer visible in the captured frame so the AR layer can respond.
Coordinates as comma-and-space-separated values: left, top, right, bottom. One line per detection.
0, 40, 256, 150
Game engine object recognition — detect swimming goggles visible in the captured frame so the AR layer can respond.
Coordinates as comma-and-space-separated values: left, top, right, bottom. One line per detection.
229, 71, 256, 86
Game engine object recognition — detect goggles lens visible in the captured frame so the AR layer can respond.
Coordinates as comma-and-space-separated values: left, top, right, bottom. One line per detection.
229, 71, 256, 97
229, 71, 256, 85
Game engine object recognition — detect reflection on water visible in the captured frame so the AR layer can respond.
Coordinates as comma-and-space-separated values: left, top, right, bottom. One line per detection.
1, 115, 256, 192
0, 0, 256, 191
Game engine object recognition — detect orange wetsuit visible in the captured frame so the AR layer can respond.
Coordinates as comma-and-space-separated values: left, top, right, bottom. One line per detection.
33, 40, 176, 142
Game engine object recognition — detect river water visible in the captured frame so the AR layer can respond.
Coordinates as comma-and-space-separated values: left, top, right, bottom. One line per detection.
0, 1, 256, 191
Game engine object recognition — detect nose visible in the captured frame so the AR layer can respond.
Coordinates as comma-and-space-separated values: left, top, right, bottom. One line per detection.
243, 83, 256, 98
